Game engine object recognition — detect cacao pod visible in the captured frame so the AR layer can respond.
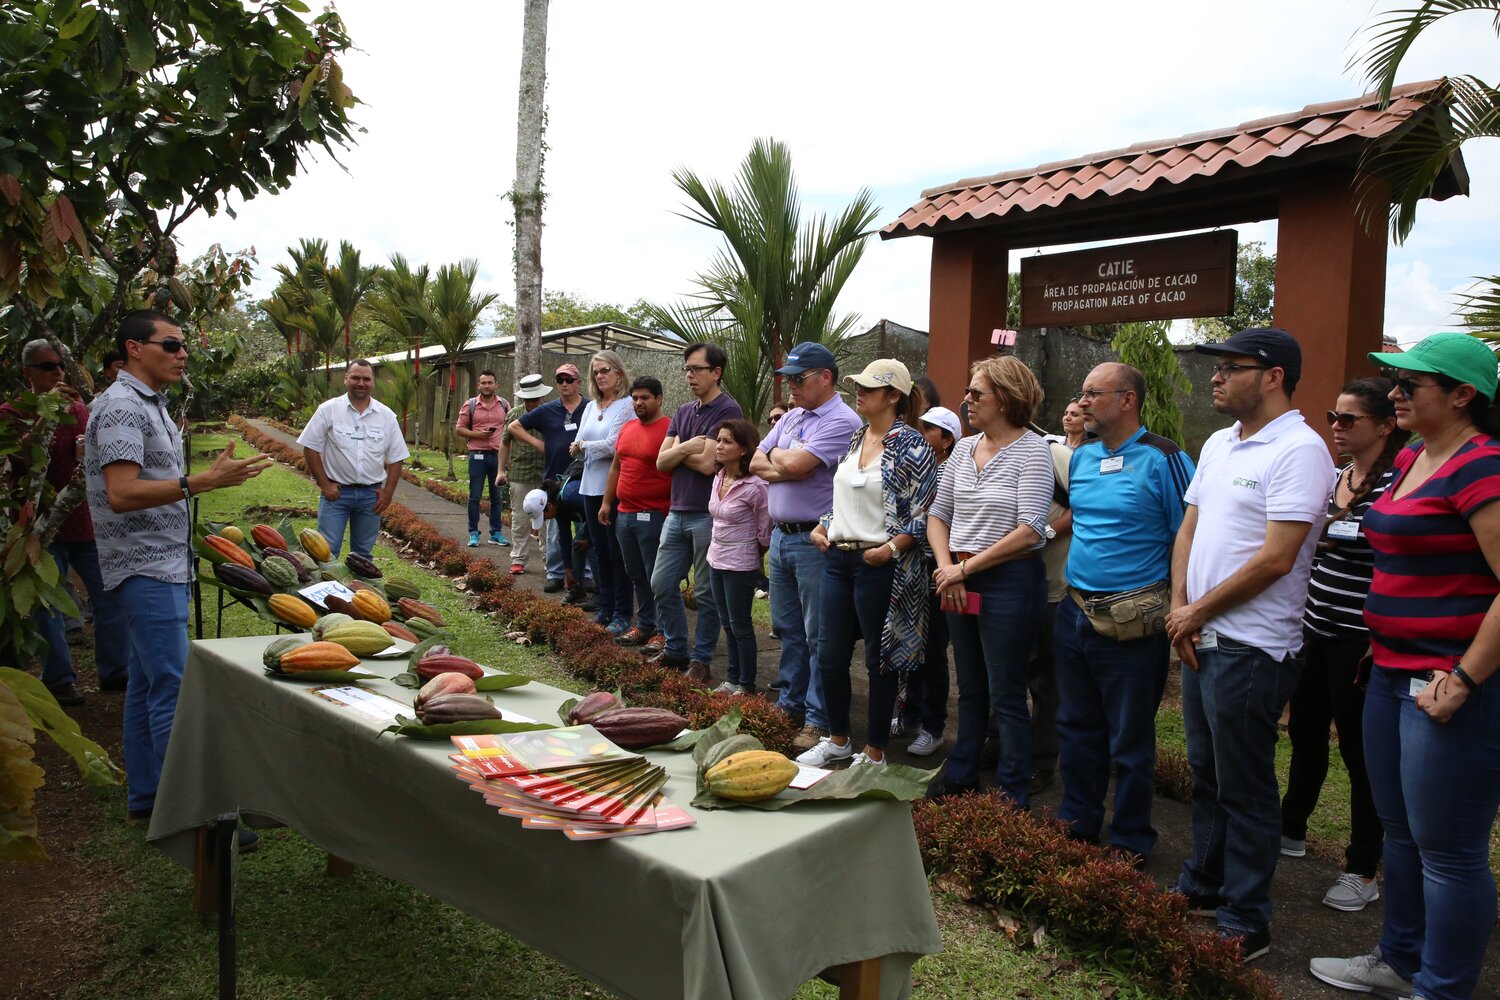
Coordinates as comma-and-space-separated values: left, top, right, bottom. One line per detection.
383, 577, 421, 602
568, 691, 622, 725
705, 750, 799, 802
590, 707, 688, 749
268, 594, 317, 629
414, 671, 477, 710
260, 555, 301, 591
252, 524, 289, 551
268, 640, 360, 674
291, 551, 318, 574
344, 552, 382, 579
214, 562, 273, 595
203, 534, 255, 568
396, 597, 445, 627
299, 527, 332, 562
312, 612, 355, 641
219, 525, 246, 545
350, 590, 392, 624
347, 580, 376, 593
405, 617, 440, 639
381, 621, 419, 643
324, 594, 357, 617
415, 652, 484, 681
261, 547, 311, 582
702, 734, 765, 773
263, 636, 303, 671
321, 620, 394, 657
417, 693, 502, 726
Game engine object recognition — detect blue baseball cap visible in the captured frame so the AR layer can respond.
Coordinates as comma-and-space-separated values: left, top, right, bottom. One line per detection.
1194, 327, 1302, 384
776, 342, 837, 376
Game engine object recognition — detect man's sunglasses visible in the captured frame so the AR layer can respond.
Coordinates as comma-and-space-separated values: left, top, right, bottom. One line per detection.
25, 361, 63, 372
1326, 410, 1372, 429
133, 337, 190, 354
785, 370, 826, 386
555, 375, 578, 384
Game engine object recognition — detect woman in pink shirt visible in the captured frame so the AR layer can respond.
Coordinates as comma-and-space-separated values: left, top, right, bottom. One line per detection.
707, 419, 771, 694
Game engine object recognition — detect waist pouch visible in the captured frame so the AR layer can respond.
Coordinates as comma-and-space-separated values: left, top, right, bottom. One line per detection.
1070, 580, 1170, 643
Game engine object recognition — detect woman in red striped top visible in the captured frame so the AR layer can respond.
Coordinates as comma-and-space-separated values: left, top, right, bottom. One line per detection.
1311, 333, 1500, 1000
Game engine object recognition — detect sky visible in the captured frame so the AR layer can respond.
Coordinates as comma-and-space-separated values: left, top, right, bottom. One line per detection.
176, 0, 1498, 347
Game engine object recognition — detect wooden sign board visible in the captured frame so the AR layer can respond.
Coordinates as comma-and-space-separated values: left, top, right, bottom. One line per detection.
1019, 231, 1237, 327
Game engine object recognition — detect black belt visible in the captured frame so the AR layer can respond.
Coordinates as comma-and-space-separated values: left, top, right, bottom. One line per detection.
334, 481, 383, 489
775, 521, 819, 535
469, 449, 498, 455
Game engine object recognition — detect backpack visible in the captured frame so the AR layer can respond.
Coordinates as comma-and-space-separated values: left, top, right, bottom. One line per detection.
465, 395, 510, 430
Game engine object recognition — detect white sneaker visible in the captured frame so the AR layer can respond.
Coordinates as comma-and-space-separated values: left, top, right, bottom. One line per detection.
850, 751, 887, 767
1280, 835, 1307, 858
753, 589, 769, 600
1323, 873, 1380, 912
907, 730, 941, 756
1309, 951, 1414, 999
796, 737, 854, 767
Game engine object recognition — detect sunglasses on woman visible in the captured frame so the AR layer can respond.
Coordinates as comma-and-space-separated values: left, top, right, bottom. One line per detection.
1326, 410, 1372, 429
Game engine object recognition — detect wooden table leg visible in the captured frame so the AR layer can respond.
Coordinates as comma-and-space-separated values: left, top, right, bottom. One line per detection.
193, 825, 221, 914
837, 957, 881, 1000
325, 854, 356, 877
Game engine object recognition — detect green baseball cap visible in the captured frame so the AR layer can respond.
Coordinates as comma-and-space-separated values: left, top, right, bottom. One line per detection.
1369, 332, 1498, 402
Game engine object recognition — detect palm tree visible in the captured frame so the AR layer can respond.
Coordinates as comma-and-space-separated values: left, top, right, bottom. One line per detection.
417, 260, 498, 477
378, 360, 425, 439
319, 240, 382, 363
262, 295, 302, 359
1354, 2, 1499, 242
271, 237, 328, 358
370, 253, 433, 443
297, 291, 345, 376
645, 138, 879, 408
1459, 275, 1500, 337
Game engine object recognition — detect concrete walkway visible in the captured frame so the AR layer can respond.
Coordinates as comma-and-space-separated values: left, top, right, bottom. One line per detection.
244, 419, 1499, 999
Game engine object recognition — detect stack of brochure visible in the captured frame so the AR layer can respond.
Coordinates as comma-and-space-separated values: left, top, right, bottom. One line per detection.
448, 726, 696, 840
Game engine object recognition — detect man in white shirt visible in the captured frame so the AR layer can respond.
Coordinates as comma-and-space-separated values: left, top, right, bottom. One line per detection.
297, 360, 411, 559
1165, 328, 1334, 963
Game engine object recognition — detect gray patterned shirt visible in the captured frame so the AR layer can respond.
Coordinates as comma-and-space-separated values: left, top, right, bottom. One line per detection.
85, 371, 192, 589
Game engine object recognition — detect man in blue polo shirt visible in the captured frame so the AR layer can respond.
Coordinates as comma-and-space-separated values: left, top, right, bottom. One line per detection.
1054, 362, 1194, 868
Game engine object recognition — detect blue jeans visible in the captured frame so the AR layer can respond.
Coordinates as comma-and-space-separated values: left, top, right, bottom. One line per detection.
711, 567, 759, 689
943, 557, 1045, 801
900, 589, 950, 737
1053, 596, 1170, 856
544, 517, 565, 582
583, 494, 631, 627
1365, 665, 1500, 1000
818, 548, 901, 749
555, 481, 591, 583
466, 450, 502, 533
317, 485, 381, 560
649, 512, 719, 662
1177, 635, 1301, 934
616, 511, 664, 634
117, 576, 191, 813
771, 528, 830, 730
34, 541, 130, 689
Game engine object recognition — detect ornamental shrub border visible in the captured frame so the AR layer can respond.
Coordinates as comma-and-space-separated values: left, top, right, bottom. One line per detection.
230, 416, 1268, 997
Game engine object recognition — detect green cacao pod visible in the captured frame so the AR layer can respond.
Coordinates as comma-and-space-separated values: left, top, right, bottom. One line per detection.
705, 751, 799, 802
383, 577, 422, 602
321, 620, 395, 657
312, 612, 355, 641
260, 555, 300, 591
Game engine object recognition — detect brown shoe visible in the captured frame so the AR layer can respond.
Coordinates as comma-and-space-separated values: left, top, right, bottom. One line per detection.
684, 660, 711, 685
792, 724, 829, 752
650, 651, 691, 670
614, 627, 646, 647
640, 634, 666, 656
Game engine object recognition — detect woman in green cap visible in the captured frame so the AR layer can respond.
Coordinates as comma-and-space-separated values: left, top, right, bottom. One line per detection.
1311, 332, 1500, 1000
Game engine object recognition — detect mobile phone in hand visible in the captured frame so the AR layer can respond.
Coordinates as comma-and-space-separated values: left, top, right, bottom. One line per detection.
960, 592, 982, 616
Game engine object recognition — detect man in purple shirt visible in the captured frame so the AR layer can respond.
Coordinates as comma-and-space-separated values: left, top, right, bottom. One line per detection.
647, 343, 743, 681
749, 342, 862, 749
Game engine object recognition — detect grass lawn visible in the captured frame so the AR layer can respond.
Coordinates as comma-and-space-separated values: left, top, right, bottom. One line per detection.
56, 428, 1160, 1000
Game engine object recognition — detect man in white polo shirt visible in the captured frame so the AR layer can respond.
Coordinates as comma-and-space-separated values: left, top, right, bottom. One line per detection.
1164, 328, 1334, 963
298, 359, 410, 559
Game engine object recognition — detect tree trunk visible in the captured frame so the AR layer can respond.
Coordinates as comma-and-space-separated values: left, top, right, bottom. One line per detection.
510, 0, 548, 392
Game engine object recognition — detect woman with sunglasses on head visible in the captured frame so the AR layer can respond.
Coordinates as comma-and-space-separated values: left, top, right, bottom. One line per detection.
569, 350, 636, 636
1280, 378, 1408, 914
1312, 333, 1500, 1000
926, 356, 1053, 802
800, 360, 936, 767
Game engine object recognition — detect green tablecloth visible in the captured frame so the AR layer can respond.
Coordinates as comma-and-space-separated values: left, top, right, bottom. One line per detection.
148, 636, 942, 1000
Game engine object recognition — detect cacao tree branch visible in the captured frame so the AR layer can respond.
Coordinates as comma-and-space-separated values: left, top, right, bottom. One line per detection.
37, 475, 86, 549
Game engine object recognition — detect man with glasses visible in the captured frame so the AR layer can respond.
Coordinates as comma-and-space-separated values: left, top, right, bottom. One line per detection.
1054, 362, 1195, 869
298, 359, 410, 561
1, 340, 130, 705
509, 363, 588, 592
1165, 328, 1334, 962
750, 341, 862, 749
87, 309, 270, 829
647, 343, 743, 679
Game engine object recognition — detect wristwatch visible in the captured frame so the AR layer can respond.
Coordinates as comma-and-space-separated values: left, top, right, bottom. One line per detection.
886, 540, 900, 558
1044, 525, 1057, 541
179, 475, 192, 499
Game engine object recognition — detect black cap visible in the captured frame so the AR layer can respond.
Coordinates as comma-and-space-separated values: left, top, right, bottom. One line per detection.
776, 341, 837, 376
1194, 327, 1302, 384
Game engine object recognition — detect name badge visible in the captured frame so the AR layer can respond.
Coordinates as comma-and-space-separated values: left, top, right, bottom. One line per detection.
850, 473, 868, 488
564, 422, 577, 432
349, 427, 366, 441
636, 512, 651, 522
1327, 519, 1359, 540
1099, 455, 1124, 474
1410, 675, 1432, 698
1197, 627, 1218, 651
790, 439, 806, 451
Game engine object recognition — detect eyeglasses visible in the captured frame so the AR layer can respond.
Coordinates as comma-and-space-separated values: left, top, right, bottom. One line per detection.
768, 413, 784, 424
25, 361, 63, 372
963, 385, 992, 399
1326, 410, 1373, 429
555, 376, 578, 384
133, 337, 189, 355
1209, 363, 1269, 379
590, 369, 614, 378
1393, 376, 1444, 399
786, 370, 826, 386
1074, 388, 1129, 402
682, 364, 715, 374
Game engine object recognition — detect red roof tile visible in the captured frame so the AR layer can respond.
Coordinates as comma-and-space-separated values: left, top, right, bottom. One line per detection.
882, 80, 1466, 240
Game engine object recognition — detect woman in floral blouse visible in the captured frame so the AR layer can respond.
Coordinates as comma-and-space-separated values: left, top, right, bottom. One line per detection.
800, 359, 938, 768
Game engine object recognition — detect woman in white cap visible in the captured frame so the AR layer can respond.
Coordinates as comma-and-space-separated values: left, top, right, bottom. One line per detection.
799, 359, 937, 767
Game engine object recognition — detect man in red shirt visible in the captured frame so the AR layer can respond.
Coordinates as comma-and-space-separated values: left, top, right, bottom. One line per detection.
454, 369, 511, 547
600, 376, 672, 647
0, 339, 129, 704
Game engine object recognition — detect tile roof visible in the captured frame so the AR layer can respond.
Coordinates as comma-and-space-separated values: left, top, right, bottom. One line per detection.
883, 80, 1467, 240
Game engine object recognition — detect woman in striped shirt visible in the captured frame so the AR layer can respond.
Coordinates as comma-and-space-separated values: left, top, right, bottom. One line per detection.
926, 356, 1054, 804
1280, 377, 1407, 913
1311, 333, 1500, 1000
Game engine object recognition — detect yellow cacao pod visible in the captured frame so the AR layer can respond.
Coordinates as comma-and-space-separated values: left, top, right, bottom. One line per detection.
320, 620, 394, 657
704, 750, 799, 802
268, 594, 317, 629
299, 527, 332, 562
219, 525, 246, 545
350, 590, 391, 624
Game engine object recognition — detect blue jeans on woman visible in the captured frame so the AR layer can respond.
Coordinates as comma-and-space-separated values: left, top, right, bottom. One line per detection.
615, 510, 664, 636
583, 494, 631, 628
710, 567, 759, 690
117, 576, 191, 813
943, 557, 1045, 802
899, 590, 950, 737
818, 548, 901, 749
1364, 665, 1500, 1000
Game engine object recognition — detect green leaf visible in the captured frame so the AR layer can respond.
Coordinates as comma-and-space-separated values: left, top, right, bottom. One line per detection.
264, 668, 376, 683
195, 52, 230, 119
391, 671, 420, 689
689, 707, 745, 771
124, 17, 156, 74
379, 715, 555, 741
473, 673, 530, 692
642, 727, 713, 752
556, 696, 578, 725
57, 6, 97, 40
692, 758, 942, 812
0, 668, 120, 787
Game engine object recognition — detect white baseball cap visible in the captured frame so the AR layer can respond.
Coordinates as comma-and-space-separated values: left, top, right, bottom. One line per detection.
919, 406, 962, 442
522, 488, 548, 531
